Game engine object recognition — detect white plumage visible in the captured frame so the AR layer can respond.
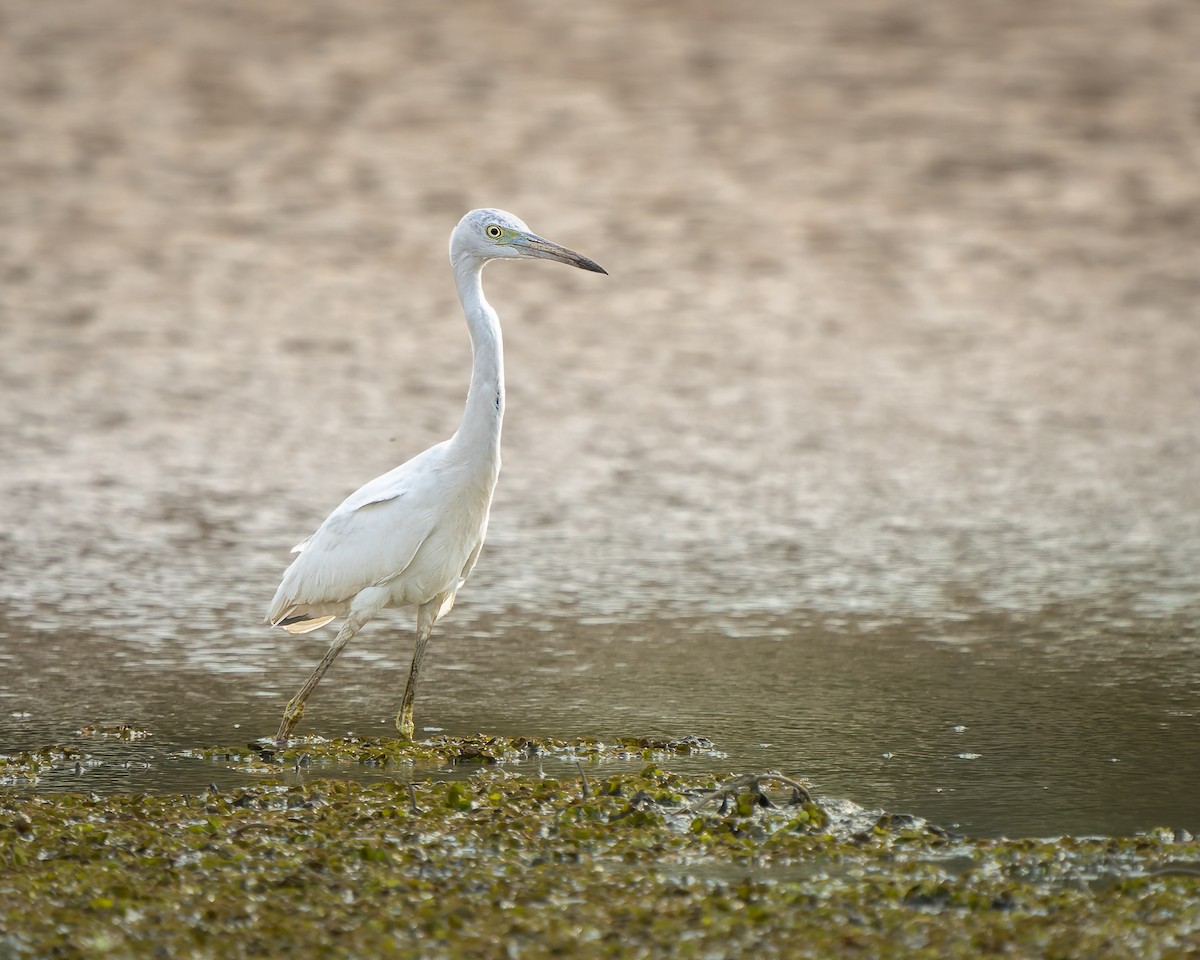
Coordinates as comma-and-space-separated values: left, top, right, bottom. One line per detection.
267, 441, 487, 633
267, 209, 606, 744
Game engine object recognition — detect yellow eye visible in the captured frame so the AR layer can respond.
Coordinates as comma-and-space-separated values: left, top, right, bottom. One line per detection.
485, 225, 503, 240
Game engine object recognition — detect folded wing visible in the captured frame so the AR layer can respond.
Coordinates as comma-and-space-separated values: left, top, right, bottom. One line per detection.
265, 449, 448, 631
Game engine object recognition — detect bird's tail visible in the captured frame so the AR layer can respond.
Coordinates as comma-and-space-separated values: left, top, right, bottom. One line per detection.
272, 612, 336, 635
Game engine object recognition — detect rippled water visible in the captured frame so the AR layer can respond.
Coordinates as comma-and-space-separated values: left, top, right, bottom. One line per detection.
1, 0, 1198, 839
3, 602, 1197, 838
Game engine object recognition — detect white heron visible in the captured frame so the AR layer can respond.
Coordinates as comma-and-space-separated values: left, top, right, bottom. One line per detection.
266, 209, 606, 744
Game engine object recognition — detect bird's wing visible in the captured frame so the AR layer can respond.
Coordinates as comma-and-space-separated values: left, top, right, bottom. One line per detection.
266, 451, 449, 625
266, 494, 437, 625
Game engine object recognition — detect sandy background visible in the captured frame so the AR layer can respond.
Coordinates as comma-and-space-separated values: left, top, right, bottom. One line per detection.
1, 1, 1198, 832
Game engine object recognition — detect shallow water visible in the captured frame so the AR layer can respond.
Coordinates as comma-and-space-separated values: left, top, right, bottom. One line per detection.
1, 0, 1198, 839
3, 604, 1197, 839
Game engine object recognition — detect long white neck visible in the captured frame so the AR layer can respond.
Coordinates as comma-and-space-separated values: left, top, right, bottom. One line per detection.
450, 256, 505, 460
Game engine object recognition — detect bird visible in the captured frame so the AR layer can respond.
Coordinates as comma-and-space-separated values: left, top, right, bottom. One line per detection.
266, 208, 606, 745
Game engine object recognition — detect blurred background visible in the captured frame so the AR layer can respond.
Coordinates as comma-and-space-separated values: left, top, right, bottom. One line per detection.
0, 0, 1197, 837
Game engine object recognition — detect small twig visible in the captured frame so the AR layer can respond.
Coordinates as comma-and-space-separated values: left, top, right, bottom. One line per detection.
608, 790, 655, 822
575, 760, 592, 799
1146, 866, 1200, 879
230, 821, 274, 838
685, 772, 812, 814
406, 781, 421, 814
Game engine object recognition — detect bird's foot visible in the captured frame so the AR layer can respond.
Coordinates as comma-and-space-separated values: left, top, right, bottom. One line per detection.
275, 699, 305, 746
395, 708, 415, 742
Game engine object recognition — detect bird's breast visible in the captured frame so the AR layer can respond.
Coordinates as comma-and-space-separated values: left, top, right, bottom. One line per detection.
382, 460, 497, 607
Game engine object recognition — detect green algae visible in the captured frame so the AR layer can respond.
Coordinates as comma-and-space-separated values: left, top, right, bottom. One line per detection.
76, 724, 152, 740
0, 745, 90, 782
3, 733, 724, 788
176, 733, 726, 776
0, 725, 152, 783
2, 740, 1198, 959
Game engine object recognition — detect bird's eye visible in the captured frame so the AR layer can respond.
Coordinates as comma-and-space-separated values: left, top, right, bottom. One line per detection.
485, 225, 503, 240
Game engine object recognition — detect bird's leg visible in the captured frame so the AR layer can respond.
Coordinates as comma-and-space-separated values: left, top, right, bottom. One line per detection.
396, 599, 440, 741
275, 614, 365, 746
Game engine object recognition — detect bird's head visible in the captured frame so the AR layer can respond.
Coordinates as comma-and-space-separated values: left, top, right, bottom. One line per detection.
449, 208, 607, 275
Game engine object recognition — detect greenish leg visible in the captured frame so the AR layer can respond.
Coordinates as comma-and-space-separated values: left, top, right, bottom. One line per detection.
396, 600, 440, 741
276, 615, 364, 745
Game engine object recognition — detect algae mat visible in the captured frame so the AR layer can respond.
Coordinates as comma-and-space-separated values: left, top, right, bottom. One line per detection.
2, 738, 1198, 959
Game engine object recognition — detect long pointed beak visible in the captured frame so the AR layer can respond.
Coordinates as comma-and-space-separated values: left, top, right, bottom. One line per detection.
518, 234, 608, 274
